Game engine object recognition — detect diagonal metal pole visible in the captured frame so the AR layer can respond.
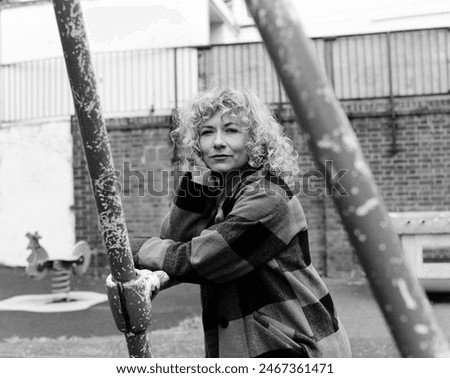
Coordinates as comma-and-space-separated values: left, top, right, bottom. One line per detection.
246, 0, 450, 357
52, 0, 152, 357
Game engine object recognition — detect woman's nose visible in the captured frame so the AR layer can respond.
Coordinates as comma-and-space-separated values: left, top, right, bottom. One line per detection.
213, 131, 225, 148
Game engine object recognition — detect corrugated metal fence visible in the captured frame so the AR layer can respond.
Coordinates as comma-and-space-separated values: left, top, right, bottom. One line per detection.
0, 47, 198, 122
201, 28, 450, 102
331, 29, 450, 98
1, 28, 449, 123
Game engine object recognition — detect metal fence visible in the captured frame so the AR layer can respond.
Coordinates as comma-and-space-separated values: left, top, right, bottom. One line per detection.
201, 28, 450, 102
1, 28, 449, 123
0, 47, 198, 123
331, 29, 450, 98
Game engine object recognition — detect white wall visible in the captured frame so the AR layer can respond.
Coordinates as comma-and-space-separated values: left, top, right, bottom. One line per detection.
293, 0, 450, 38
0, 120, 75, 266
229, 0, 450, 43
0, 0, 210, 64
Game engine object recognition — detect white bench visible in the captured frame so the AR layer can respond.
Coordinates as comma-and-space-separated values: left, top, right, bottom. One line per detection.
390, 212, 450, 292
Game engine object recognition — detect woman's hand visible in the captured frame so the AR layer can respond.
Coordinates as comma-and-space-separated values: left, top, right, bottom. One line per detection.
137, 269, 169, 300
190, 151, 215, 186
192, 150, 207, 167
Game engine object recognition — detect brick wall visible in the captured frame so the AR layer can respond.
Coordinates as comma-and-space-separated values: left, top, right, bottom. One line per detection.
277, 95, 450, 277
72, 115, 174, 260
279, 107, 328, 274
72, 94, 450, 276
325, 95, 450, 277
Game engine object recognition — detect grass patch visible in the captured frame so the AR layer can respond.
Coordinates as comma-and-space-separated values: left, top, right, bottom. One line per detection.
0, 316, 204, 358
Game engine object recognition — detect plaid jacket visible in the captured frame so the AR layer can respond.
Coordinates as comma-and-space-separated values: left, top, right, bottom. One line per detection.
135, 166, 351, 358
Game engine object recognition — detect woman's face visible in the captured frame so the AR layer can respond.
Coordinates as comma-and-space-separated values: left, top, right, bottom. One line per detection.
198, 112, 249, 173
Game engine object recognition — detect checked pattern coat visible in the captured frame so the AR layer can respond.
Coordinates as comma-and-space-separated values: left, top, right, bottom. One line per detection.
135, 165, 352, 358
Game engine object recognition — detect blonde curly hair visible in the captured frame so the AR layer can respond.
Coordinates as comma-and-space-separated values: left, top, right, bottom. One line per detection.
171, 88, 299, 188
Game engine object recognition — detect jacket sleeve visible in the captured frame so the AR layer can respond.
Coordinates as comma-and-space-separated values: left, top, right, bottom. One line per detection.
159, 166, 220, 242
136, 184, 306, 284
131, 165, 219, 268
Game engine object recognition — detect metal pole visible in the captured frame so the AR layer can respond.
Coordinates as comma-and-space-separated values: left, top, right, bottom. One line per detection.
52, 0, 151, 357
246, 0, 450, 357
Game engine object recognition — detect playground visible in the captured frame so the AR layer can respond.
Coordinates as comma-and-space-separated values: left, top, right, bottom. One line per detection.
1, 0, 450, 360
1, 264, 449, 358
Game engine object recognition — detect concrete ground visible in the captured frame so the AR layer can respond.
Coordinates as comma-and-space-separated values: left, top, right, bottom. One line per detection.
0, 265, 449, 357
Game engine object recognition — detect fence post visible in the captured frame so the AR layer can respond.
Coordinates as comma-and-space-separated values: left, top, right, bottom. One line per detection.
386, 32, 398, 155
52, 0, 153, 358
174, 47, 178, 110
246, 0, 450, 357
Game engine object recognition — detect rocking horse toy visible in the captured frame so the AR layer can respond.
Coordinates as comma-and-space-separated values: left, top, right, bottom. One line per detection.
25, 232, 91, 302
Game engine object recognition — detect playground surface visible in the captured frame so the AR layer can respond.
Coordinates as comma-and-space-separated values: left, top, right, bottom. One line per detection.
0, 265, 449, 358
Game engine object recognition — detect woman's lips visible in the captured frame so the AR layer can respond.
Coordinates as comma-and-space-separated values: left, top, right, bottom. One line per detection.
211, 155, 230, 160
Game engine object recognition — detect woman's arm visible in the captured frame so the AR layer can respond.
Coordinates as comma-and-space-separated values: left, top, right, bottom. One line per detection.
136, 181, 307, 285
130, 164, 221, 288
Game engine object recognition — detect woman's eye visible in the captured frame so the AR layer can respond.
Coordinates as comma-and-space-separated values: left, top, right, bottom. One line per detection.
200, 129, 213, 136
225, 128, 239, 133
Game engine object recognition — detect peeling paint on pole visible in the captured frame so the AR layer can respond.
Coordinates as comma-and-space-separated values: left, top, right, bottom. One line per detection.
53, 0, 132, 282
246, 0, 450, 357
52, 0, 152, 358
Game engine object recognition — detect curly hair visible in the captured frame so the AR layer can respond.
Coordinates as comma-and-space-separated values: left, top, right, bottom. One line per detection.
171, 88, 299, 187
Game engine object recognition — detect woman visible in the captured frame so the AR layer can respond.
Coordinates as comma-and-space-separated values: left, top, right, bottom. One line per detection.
133, 88, 351, 358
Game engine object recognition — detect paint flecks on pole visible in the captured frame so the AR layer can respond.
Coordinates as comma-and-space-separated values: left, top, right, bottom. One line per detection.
246, 0, 450, 357
52, 0, 154, 358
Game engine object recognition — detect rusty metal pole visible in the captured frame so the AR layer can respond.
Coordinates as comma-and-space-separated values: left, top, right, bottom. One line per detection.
52, 0, 152, 357
246, 0, 450, 357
